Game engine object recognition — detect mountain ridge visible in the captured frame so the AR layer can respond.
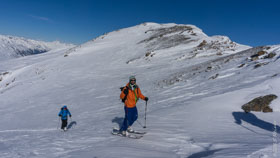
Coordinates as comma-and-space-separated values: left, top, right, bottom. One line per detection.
0, 34, 75, 61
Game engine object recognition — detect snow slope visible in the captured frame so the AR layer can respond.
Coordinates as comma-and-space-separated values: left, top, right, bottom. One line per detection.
0, 34, 75, 61
0, 23, 280, 158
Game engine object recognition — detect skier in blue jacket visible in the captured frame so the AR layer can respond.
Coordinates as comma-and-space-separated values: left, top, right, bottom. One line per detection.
58, 105, 72, 131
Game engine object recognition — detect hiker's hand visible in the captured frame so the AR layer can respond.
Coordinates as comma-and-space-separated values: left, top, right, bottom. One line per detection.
145, 97, 149, 101
69, 115, 72, 117
59, 115, 62, 117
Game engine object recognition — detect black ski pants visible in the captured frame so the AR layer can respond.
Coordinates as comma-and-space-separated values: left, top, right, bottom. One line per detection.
61, 119, 68, 129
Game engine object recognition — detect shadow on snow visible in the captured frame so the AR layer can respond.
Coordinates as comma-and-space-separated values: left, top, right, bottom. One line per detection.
67, 121, 77, 129
111, 117, 124, 128
187, 149, 223, 158
232, 112, 280, 134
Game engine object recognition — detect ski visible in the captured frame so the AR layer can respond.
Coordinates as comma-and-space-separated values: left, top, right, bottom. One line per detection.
111, 131, 143, 139
113, 127, 146, 135
112, 128, 143, 139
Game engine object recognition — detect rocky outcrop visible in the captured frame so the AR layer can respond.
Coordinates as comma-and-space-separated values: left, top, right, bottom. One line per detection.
242, 94, 278, 113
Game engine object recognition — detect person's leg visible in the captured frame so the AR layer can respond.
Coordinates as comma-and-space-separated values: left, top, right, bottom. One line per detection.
62, 120, 67, 129
128, 107, 138, 127
61, 119, 64, 129
126, 107, 138, 133
65, 119, 68, 129
120, 106, 129, 131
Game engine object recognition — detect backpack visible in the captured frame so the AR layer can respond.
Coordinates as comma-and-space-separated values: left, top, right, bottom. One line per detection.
120, 85, 140, 103
120, 86, 129, 103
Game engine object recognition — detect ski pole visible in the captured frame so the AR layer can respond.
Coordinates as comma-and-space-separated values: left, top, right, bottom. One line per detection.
136, 119, 145, 128
143, 101, 147, 128
57, 117, 60, 129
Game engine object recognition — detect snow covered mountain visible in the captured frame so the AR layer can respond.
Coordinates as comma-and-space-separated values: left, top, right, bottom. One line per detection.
1, 23, 280, 158
0, 34, 75, 61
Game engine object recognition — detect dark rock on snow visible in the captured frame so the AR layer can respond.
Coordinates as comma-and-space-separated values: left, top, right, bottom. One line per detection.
242, 94, 278, 113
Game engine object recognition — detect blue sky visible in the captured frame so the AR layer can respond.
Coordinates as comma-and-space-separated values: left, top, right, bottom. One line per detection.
0, 0, 279, 46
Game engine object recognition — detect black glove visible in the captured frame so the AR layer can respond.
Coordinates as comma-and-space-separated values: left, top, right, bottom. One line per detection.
144, 97, 149, 101
69, 115, 72, 117
123, 88, 128, 95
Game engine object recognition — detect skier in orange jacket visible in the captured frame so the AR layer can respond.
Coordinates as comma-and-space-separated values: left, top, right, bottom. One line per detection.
119, 76, 148, 135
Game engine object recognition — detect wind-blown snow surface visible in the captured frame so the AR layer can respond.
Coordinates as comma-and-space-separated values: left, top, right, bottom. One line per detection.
0, 34, 75, 61
1, 23, 280, 158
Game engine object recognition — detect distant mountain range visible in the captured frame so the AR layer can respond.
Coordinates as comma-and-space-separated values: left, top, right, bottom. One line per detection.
0, 34, 75, 61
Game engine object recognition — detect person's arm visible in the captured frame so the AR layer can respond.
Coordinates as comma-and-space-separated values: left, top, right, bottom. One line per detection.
68, 110, 72, 117
58, 110, 62, 117
137, 87, 147, 100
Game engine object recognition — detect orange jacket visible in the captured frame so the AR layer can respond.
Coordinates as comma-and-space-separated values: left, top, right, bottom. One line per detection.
120, 83, 146, 108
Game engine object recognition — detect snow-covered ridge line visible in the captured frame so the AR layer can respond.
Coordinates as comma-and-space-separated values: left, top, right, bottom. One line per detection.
0, 34, 75, 60
63, 22, 250, 62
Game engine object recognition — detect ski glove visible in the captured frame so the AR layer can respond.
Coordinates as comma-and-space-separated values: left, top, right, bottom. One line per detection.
59, 114, 62, 117
70, 115, 72, 117
145, 97, 149, 101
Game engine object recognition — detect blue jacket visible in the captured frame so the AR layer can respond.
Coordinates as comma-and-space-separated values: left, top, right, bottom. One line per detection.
58, 106, 72, 120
